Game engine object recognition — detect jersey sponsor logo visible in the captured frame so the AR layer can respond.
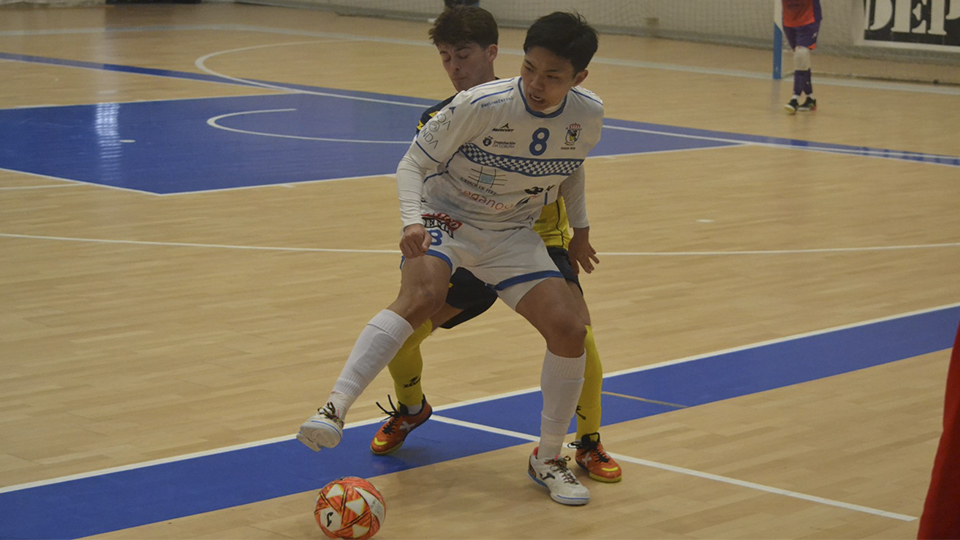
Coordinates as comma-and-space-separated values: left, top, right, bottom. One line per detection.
457, 164, 507, 192
517, 185, 554, 206
456, 186, 517, 211
492, 123, 514, 132
564, 123, 582, 145
421, 111, 452, 149
422, 213, 462, 237
482, 136, 516, 149
480, 97, 513, 108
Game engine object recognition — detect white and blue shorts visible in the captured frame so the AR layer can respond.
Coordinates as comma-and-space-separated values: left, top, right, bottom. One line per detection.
416, 211, 562, 310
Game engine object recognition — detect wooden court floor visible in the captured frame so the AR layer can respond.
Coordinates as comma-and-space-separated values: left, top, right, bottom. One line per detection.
1, 3, 960, 538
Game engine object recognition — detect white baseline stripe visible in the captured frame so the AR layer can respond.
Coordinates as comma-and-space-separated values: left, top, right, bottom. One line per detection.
1, 233, 957, 257
0, 184, 81, 191
603, 124, 960, 167
427, 416, 916, 522
605, 301, 960, 379
0, 233, 399, 254
5, 24, 957, 96
3, 301, 950, 518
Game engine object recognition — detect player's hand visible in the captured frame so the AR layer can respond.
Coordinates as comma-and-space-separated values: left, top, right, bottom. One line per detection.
399, 224, 431, 259
568, 227, 599, 274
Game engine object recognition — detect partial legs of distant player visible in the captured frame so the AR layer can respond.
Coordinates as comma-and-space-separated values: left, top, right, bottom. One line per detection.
783, 21, 820, 114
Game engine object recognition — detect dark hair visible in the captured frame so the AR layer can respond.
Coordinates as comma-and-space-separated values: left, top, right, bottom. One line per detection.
523, 11, 598, 74
429, 6, 499, 48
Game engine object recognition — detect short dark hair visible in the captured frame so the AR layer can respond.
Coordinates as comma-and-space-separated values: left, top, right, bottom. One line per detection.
523, 11, 598, 74
429, 6, 499, 48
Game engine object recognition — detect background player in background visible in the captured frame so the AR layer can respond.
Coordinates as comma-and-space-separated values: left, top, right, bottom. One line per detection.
298, 11, 605, 506
372, 5, 622, 485
782, 0, 822, 114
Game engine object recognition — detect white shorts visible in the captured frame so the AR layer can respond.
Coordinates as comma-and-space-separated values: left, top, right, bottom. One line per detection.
418, 211, 562, 310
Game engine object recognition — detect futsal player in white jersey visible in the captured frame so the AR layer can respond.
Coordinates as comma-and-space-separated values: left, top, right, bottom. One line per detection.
298, 11, 603, 506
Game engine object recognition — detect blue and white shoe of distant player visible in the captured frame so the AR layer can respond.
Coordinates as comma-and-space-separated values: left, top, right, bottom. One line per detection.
527, 447, 590, 506
297, 402, 344, 451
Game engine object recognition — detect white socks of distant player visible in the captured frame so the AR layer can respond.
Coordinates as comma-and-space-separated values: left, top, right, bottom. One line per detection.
794, 46, 811, 71
328, 310, 415, 420
538, 350, 586, 460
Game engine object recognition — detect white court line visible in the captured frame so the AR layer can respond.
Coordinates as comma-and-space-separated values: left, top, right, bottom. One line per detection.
605, 301, 960, 379
3, 302, 950, 516
0, 183, 81, 191
1, 232, 957, 256
428, 416, 917, 522
603, 124, 960, 167
6, 24, 958, 96
206, 109, 412, 144
194, 41, 429, 108
0, 233, 399, 254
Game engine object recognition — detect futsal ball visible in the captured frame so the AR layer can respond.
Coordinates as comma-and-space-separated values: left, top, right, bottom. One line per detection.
314, 476, 386, 540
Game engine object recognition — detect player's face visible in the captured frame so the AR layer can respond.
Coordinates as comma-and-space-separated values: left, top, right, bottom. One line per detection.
437, 42, 498, 92
520, 46, 588, 113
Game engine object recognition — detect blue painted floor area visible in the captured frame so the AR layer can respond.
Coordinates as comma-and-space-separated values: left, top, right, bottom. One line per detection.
0, 422, 520, 540
1, 306, 957, 539
1, 54, 957, 194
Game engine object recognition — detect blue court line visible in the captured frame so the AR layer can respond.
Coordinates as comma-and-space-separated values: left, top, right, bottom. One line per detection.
3, 52, 959, 170
1, 305, 957, 539
0, 52, 436, 108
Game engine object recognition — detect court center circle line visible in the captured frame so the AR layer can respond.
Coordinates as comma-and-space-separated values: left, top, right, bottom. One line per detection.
206, 108, 411, 144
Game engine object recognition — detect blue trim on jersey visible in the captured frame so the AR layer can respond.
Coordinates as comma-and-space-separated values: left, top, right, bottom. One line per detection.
493, 270, 563, 291
469, 87, 512, 105
517, 77, 567, 119
571, 87, 603, 107
459, 143, 583, 177
415, 140, 442, 163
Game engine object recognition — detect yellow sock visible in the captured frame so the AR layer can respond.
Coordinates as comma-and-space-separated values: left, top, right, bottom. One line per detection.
576, 325, 603, 439
387, 319, 433, 408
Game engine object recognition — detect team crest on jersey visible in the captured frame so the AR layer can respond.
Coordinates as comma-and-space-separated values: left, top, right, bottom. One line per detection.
565, 123, 582, 145
422, 213, 462, 237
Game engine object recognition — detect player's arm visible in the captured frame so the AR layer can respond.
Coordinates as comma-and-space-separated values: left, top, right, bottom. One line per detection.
396, 93, 486, 258
396, 153, 432, 258
559, 165, 599, 274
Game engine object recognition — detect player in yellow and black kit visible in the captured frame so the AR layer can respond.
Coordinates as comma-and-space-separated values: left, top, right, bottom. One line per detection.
371, 5, 621, 483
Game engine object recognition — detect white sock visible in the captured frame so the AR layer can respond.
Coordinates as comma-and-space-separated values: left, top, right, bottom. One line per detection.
538, 350, 586, 460
405, 402, 423, 415
328, 310, 415, 420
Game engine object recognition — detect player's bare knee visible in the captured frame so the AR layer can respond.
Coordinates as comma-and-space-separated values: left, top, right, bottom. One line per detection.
391, 284, 447, 324
544, 318, 586, 356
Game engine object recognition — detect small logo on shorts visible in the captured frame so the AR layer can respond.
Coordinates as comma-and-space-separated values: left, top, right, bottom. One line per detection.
422, 213, 462, 237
